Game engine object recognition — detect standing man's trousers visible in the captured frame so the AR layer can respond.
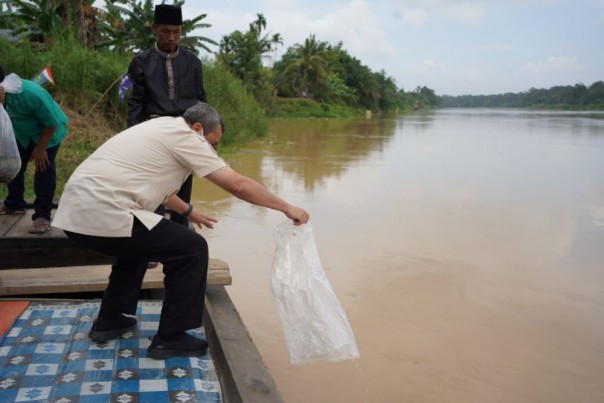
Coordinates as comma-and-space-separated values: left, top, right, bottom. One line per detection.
64, 218, 209, 338
172, 174, 193, 225
3, 140, 60, 221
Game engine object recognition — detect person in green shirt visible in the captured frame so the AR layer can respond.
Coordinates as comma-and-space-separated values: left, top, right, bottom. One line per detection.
0, 65, 69, 233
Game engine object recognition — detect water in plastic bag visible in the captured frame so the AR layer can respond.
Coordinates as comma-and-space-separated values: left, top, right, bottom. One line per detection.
270, 220, 360, 364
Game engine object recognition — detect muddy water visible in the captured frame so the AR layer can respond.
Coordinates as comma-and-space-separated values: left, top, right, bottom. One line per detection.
192, 109, 604, 403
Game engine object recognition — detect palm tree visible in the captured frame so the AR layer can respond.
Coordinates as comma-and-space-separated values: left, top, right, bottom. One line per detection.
247, 13, 282, 59
180, 12, 217, 54
282, 34, 328, 97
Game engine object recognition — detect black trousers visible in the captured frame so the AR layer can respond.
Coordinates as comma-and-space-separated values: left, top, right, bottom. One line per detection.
3, 140, 60, 221
64, 217, 209, 338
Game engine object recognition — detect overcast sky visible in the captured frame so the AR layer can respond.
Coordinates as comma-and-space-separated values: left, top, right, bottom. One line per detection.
181, 0, 603, 96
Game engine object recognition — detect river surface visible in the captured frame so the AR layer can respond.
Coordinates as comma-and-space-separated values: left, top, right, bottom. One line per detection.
192, 109, 604, 403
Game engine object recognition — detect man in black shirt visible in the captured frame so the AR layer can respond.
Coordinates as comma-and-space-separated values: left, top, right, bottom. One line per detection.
127, 4, 206, 228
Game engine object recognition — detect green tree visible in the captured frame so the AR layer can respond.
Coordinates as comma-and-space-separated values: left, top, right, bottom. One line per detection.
322, 72, 358, 104
333, 48, 379, 110
414, 86, 438, 107
248, 13, 283, 55
0, 0, 104, 46
0, 0, 64, 44
219, 31, 261, 83
439, 81, 603, 109
274, 38, 402, 111
584, 81, 604, 106
276, 34, 329, 98
218, 13, 281, 106
375, 69, 399, 110
97, 0, 155, 54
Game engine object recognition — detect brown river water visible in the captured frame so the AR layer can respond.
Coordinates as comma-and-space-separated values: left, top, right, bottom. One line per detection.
192, 109, 604, 403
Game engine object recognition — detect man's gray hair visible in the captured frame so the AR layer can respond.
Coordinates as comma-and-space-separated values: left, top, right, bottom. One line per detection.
183, 102, 222, 133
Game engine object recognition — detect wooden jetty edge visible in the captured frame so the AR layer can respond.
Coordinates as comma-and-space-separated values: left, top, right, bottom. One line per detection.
0, 259, 231, 296
1, 209, 285, 403
204, 286, 285, 403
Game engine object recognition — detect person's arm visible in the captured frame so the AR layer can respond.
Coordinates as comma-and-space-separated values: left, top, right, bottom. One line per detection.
31, 126, 56, 172
206, 166, 310, 226
0, 85, 5, 104
127, 56, 145, 127
165, 194, 218, 229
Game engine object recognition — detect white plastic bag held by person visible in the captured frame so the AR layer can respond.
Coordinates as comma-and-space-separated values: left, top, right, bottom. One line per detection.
0, 73, 22, 183
270, 220, 360, 364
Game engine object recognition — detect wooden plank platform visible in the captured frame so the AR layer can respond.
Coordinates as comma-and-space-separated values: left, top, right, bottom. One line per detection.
1, 210, 114, 269
0, 259, 231, 296
1, 209, 232, 295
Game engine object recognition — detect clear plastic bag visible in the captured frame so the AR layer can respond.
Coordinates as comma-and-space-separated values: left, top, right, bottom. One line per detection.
270, 220, 360, 364
0, 105, 20, 183
0, 73, 22, 183
1, 73, 22, 93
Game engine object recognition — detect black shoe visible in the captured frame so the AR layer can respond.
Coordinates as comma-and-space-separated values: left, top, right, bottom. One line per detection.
147, 333, 209, 359
88, 316, 137, 342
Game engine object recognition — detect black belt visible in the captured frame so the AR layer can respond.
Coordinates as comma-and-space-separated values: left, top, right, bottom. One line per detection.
146, 114, 181, 120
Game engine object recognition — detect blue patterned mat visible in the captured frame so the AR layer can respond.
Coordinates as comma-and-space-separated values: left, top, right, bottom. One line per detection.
0, 301, 221, 402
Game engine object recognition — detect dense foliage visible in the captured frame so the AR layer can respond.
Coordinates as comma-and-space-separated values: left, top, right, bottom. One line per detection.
439, 82, 604, 109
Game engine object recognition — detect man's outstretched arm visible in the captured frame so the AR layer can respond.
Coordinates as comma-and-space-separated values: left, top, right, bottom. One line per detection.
206, 167, 309, 226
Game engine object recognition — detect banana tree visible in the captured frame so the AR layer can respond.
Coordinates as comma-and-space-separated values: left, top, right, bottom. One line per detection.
0, 0, 63, 44
0, 0, 100, 46
97, 0, 216, 55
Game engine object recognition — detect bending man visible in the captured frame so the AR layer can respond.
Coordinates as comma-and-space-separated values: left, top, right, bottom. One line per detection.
0, 66, 69, 233
51, 102, 309, 359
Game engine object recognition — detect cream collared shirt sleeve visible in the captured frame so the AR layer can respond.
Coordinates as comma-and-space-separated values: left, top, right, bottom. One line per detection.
172, 127, 229, 180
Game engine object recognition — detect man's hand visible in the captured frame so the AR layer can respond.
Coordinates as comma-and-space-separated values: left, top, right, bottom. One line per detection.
31, 126, 57, 172
30, 146, 50, 172
165, 194, 219, 229
188, 209, 218, 229
284, 205, 310, 226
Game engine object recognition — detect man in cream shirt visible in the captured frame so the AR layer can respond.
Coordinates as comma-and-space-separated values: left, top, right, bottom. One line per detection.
52, 102, 309, 359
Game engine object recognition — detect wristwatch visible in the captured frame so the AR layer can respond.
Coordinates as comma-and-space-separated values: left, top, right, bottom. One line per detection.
182, 203, 193, 217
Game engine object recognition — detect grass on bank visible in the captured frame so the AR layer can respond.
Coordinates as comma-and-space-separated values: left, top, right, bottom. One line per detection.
272, 97, 364, 118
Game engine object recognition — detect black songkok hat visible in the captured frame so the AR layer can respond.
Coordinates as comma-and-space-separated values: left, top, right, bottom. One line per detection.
154, 4, 183, 25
